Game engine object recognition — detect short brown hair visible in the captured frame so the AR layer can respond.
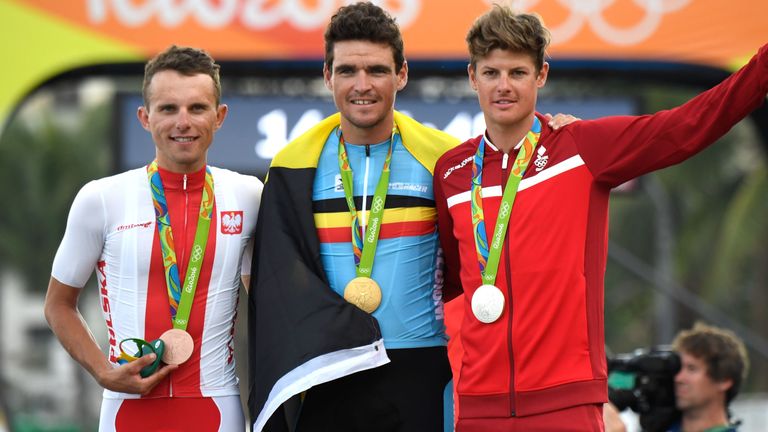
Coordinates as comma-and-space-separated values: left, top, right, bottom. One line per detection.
324, 2, 405, 73
466, 4, 550, 71
673, 322, 749, 405
142, 45, 222, 107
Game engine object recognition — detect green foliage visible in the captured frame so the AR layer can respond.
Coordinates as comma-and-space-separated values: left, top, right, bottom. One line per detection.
707, 167, 768, 300
603, 83, 768, 391
0, 100, 110, 292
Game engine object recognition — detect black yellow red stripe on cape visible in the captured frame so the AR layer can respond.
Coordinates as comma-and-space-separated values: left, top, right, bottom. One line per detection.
248, 111, 458, 431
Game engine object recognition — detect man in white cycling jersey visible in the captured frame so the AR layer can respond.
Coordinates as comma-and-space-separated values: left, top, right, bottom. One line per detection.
44, 45, 262, 431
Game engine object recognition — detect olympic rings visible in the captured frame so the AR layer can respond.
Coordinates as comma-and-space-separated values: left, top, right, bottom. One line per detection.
191, 244, 203, 262
371, 196, 384, 213
488, 0, 693, 45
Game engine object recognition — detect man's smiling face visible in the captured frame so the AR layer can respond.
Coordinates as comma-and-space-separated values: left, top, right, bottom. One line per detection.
324, 40, 407, 144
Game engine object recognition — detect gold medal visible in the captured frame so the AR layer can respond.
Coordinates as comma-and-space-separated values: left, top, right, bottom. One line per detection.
343, 277, 382, 313
159, 328, 194, 365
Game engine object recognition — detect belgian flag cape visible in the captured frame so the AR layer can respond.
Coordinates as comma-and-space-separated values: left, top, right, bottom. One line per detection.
248, 111, 458, 431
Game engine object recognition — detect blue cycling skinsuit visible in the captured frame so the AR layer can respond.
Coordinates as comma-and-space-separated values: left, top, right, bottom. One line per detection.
296, 125, 452, 432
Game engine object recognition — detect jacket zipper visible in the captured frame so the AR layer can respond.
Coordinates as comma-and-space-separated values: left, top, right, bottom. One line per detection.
361, 145, 371, 230
170, 174, 190, 397
501, 152, 516, 416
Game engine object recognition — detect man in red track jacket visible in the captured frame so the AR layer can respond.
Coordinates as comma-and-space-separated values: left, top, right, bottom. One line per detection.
434, 5, 767, 431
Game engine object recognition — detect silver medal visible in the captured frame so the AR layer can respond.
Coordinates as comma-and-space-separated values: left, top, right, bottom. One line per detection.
471, 284, 505, 323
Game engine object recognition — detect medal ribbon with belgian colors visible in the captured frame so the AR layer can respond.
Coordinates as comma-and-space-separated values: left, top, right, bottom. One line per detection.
337, 127, 397, 277
147, 160, 214, 330
471, 117, 541, 284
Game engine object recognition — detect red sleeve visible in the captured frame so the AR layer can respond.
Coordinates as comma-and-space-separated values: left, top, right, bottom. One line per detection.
576, 43, 768, 187
434, 157, 463, 302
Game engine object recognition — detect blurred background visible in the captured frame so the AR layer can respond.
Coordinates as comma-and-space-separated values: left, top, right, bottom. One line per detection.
1, 0, 767, 431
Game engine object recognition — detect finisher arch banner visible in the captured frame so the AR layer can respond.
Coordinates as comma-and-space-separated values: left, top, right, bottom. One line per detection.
2, 0, 767, 125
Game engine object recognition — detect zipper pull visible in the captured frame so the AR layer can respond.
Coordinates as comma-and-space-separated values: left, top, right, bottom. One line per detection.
502, 153, 509, 170
183, 174, 187, 190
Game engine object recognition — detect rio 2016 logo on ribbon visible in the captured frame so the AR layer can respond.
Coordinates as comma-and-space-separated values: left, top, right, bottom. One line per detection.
493, 0, 693, 45
366, 219, 380, 244
491, 201, 512, 250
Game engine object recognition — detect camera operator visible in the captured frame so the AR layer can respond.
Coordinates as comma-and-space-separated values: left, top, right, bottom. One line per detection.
606, 322, 749, 432
669, 322, 749, 432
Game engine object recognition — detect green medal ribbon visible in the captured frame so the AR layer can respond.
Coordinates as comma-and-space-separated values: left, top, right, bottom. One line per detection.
337, 127, 397, 277
471, 118, 541, 285
147, 160, 214, 330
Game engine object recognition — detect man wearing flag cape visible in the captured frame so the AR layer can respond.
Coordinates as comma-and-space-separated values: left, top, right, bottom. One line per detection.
247, 3, 456, 431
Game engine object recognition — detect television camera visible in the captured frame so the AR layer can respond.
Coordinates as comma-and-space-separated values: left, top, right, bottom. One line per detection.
608, 346, 681, 432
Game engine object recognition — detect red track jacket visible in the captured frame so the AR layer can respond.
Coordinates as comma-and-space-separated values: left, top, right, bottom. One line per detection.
435, 44, 767, 420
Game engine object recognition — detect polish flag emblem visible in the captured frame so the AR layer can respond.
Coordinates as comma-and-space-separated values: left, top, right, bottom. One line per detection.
220, 211, 243, 234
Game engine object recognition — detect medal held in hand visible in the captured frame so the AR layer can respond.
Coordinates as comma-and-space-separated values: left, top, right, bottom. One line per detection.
338, 128, 397, 313
469, 118, 541, 324
159, 328, 195, 365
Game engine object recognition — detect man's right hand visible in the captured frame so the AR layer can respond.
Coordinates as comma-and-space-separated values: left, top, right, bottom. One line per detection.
96, 354, 178, 395
45, 279, 180, 395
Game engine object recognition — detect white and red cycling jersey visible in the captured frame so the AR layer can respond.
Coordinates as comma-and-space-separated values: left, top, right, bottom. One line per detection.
51, 165, 262, 401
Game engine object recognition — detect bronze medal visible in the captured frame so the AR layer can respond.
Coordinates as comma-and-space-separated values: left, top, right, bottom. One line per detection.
159, 328, 194, 365
343, 277, 382, 313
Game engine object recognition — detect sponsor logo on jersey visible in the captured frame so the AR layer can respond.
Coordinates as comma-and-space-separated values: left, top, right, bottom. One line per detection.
116, 221, 153, 232
220, 211, 243, 234
433, 248, 445, 320
388, 182, 428, 193
443, 156, 473, 179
